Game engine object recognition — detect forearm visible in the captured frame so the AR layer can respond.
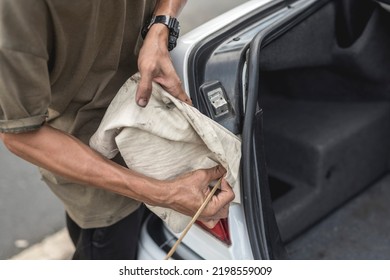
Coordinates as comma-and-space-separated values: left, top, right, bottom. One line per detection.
153, 0, 187, 16
1, 125, 168, 206
1, 123, 234, 226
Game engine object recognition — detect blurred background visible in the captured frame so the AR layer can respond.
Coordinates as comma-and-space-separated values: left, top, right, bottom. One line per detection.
0, 0, 247, 260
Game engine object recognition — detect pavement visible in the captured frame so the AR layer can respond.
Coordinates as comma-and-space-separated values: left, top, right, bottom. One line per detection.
4, 0, 248, 260
10, 229, 74, 260
0, 142, 67, 259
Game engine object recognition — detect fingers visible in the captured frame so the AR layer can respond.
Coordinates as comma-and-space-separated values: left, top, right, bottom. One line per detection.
198, 169, 235, 226
136, 51, 191, 107
208, 178, 234, 208
136, 72, 192, 107
166, 166, 234, 227
159, 76, 192, 106
203, 167, 234, 212
135, 72, 153, 107
198, 199, 231, 229
218, 178, 235, 206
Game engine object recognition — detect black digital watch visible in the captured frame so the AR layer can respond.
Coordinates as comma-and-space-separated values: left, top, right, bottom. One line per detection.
141, 15, 180, 51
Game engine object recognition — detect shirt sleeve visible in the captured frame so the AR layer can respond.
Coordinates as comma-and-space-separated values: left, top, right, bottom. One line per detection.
0, 0, 51, 133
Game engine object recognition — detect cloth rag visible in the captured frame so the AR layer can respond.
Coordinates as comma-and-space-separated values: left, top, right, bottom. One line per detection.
90, 73, 241, 233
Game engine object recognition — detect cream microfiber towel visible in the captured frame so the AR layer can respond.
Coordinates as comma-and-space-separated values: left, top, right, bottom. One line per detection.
90, 73, 241, 233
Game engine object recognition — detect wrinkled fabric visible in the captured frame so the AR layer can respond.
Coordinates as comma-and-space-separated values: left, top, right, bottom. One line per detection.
90, 73, 241, 232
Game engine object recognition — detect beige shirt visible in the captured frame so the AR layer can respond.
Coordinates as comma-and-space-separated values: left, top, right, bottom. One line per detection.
0, 0, 156, 228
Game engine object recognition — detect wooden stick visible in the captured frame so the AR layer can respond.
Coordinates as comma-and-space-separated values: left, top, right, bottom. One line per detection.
164, 177, 223, 260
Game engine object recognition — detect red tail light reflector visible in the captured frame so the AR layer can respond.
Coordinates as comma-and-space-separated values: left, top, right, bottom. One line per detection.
196, 218, 231, 245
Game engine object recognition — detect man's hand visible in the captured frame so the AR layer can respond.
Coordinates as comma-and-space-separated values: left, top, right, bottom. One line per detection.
164, 165, 235, 228
136, 24, 191, 107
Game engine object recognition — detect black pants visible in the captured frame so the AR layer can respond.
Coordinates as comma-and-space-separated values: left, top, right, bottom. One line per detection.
66, 206, 145, 260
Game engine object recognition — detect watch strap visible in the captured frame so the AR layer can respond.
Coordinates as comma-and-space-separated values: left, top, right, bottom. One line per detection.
141, 15, 180, 51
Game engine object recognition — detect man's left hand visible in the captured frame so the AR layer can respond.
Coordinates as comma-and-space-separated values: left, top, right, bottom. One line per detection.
136, 24, 192, 107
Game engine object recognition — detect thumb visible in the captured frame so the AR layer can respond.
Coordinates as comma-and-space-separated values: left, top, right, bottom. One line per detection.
135, 73, 153, 107
207, 165, 227, 182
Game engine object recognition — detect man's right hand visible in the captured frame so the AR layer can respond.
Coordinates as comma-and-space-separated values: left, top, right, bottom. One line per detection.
162, 165, 235, 228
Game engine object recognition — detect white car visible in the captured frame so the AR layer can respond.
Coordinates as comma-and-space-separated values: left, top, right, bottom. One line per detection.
138, 0, 390, 260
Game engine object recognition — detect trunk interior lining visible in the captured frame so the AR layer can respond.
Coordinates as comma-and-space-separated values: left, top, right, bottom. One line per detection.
258, 0, 390, 241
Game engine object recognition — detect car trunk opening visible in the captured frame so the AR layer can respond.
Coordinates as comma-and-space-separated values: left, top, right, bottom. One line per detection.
254, 0, 390, 244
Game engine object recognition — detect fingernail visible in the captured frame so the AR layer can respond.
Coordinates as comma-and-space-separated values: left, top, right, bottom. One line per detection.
137, 98, 148, 107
